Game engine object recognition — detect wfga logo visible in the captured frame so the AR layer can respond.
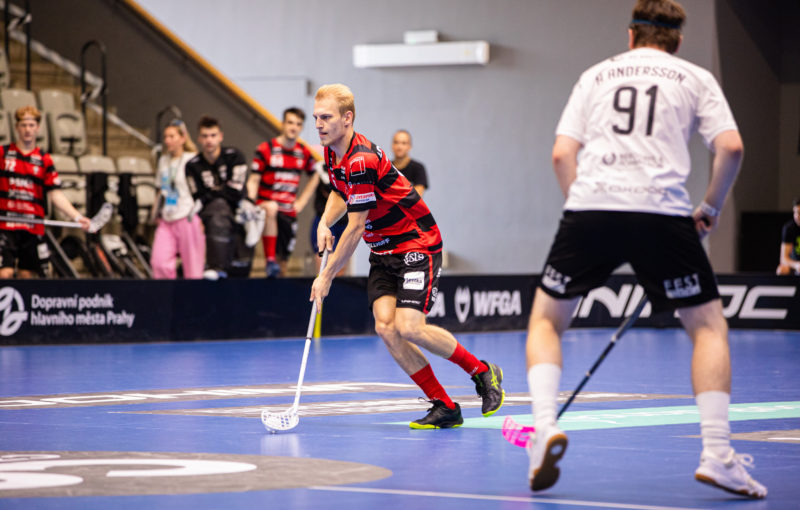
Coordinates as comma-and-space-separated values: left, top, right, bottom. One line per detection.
454, 286, 471, 323
0, 286, 27, 336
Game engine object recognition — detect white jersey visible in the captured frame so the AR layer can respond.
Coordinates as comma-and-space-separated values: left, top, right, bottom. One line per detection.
156, 151, 197, 222
556, 47, 737, 216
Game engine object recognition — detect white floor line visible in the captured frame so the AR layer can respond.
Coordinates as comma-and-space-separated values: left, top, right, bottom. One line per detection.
309, 485, 704, 510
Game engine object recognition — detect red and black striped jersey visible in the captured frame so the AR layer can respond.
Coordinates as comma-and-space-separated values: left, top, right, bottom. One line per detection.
0, 144, 61, 235
252, 139, 315, 218
325, 132, 442, 255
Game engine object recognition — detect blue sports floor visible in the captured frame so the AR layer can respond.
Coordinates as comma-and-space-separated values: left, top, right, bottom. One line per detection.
1, 328, 798, 509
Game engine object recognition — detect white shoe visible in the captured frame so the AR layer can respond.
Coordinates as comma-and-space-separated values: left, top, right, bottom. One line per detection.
527, 424, 568, 492
695, 449, 767, 499
203, 269, 221, 280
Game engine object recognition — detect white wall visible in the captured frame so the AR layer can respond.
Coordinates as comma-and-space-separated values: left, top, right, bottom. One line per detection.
136, 0, 719, 274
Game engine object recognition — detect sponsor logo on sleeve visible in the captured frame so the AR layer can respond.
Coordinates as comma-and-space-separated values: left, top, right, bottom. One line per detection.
348, 192, 375, 205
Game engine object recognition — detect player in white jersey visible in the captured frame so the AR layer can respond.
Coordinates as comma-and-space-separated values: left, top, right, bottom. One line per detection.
525, 0, 766, 499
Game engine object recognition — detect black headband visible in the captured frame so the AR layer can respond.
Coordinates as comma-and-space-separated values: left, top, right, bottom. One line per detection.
631, 18, 681, 30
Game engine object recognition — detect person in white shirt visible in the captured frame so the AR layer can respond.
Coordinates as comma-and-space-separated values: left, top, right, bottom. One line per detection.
524, 0, 766, 499
149, 120, 205, 278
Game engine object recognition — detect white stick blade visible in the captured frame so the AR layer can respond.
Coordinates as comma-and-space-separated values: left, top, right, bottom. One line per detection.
261, 408, 299, 432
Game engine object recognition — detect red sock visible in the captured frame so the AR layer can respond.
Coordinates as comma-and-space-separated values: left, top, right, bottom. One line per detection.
448, 343, 488, 376
410, 364, 455, 409
263, 236, 277, 261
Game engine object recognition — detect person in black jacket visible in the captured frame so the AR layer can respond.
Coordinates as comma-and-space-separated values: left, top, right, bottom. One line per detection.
185, 116, 249, 279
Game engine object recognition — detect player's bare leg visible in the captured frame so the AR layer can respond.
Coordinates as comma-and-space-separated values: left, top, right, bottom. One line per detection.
374, 295, 429, 375
393, 306, 457, 359
393, 305, 504, 417
373, 295, 462, 428
525, 289, 578, 491
679, 300, 766, 498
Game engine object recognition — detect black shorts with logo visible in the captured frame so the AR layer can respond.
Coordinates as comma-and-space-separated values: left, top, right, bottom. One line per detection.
0, 229, 49, 275
538, 211, 719, 313
367, 250, 442, 314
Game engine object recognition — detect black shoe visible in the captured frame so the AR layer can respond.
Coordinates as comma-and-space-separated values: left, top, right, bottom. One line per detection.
409, 399, 463, 429
472, 360, 505, 416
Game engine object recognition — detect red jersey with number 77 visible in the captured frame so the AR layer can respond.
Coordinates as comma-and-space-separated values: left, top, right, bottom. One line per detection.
0, 143, 61, 235
325, 132, 442, 255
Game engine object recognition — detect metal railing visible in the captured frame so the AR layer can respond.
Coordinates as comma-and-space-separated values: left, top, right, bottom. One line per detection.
80, 40, 107, 155
4, 0, 31, 89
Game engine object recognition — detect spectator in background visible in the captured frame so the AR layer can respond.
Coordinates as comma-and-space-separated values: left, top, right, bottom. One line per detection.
391, 129, 428, 198
149, 120, 204, 279
247, 107, 319, 278
776, 197, 800, 275
310, 162, 348, 274
185, 116, 249, 280
0, 106, 90, 278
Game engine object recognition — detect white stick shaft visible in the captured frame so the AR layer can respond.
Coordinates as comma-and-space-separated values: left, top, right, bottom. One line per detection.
289, 250, 330, 410
0, 215, 83, 229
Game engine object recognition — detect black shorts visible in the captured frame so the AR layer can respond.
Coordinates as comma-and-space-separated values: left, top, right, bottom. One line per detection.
538, 211, 719, 313
276, 212, 297, 260
367, 251, 442, 314
0, 229, 49, 274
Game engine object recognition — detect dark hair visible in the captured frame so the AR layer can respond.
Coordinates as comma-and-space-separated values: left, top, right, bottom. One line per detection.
283, 107, 305, 122
630, 0, 686, 54
197, 115, 221, 131
793, 197, 800, 207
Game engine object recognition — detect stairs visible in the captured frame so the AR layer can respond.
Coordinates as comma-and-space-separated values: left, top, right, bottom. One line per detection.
4, 36, 153, 162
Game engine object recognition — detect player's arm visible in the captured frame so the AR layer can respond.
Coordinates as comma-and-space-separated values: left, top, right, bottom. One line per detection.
247, 150, 266, 201
321, 191, 348, 230
415, 163, 429, 198
223, 162, 249, 205
310, 208, 367, 310
552, 135, 582, 199
246, 171, 261, 202
692, 129, 744, 236
315, 191, 347, 253
49, 189, 91, 231
778, 242, 800, 273
294, 172, 320, 214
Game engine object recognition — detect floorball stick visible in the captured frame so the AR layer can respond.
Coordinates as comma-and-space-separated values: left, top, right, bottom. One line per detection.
0, 202, 113, 234
261, 250, 329, 433
501, 295, 648, 448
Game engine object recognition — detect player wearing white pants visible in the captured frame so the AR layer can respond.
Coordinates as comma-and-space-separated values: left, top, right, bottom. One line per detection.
525, 0, 766, 499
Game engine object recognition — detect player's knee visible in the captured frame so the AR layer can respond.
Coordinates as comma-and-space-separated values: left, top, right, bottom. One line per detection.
261, 201, 278, 218
395, 316, 423, 341
375, 319, 398, 341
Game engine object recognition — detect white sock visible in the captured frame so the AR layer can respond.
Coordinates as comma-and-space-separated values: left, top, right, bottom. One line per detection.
696, 390, 732, 459
528, 363, 561, 430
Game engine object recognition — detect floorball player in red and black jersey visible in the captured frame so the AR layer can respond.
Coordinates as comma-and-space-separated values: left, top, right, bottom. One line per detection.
0, 106, 90, 278
309, 84, 504, 429
246, 108, 319, 278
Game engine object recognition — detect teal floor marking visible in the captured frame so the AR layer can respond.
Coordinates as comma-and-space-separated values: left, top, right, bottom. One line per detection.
391, 401, 800, 431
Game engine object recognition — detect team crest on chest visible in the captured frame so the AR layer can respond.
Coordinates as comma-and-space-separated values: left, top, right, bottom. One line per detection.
349, 156, 366, 176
